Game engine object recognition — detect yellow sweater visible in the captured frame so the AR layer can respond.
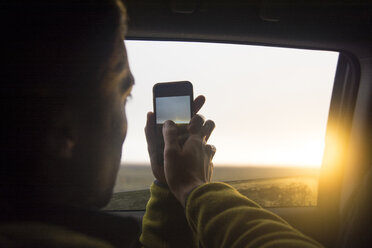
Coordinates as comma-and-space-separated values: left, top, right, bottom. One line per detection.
141, 182, 323, 248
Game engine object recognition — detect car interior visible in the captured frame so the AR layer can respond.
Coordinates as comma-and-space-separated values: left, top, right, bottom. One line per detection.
102, 0, 372, 247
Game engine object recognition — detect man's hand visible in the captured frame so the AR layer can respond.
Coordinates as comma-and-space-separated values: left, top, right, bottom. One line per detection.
163, 115, 216, 207
145, 95, 207, 186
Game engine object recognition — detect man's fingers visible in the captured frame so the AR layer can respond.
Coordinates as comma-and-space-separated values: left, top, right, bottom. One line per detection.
205, 144, 216, 159
163, 120, 181, 152
145, 112, 155, 136
193, 95, 206, 114
208, 162, 214, 182
188, 114, 205, 134
145, 112, 156, 152
145, 112, 161, 166
188, 115, 215, 141
202, 120, 216, 141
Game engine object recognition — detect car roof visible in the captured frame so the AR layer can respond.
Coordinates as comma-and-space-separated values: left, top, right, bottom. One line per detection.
124, 0, 372, 57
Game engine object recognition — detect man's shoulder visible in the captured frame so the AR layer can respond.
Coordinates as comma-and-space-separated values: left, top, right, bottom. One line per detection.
0, 221, 113, 248
0, 203, 141, 248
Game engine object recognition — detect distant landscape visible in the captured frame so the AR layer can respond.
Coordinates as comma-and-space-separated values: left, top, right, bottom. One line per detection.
113, 164, 319, 192
105, 164, 319, 210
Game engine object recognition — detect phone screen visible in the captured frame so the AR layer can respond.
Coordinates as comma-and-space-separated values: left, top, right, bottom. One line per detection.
155, 95, 191, 124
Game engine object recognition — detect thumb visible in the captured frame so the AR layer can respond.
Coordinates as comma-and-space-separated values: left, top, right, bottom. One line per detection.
163, 120, 181, 152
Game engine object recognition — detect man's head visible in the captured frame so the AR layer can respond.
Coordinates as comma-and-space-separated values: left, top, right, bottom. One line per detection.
1, 0, 133, 208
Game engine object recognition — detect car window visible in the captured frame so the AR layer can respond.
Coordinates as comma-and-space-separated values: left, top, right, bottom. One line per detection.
104, 40, 338, 210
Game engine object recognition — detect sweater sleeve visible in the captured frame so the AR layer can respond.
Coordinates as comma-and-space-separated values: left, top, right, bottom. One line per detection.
140, 182, 197, 248
185, 182, 323, 248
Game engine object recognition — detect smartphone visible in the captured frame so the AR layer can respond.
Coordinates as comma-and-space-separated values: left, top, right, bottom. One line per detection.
153, 81, 194, 165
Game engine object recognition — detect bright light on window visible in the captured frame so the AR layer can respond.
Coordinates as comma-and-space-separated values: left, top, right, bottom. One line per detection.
122, 40, 338, 168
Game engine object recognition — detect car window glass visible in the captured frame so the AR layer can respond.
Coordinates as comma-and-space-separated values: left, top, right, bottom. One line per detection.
105, 41, 338, 210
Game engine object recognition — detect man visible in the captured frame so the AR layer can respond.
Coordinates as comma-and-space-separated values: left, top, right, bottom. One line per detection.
1, 1, 141, 247
1, 0, 323, 247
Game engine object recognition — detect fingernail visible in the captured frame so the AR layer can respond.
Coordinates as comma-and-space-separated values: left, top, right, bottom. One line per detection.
206, 121, 215, 129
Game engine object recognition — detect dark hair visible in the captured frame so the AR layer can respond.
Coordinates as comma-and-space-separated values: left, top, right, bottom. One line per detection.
1, 0, 127, 186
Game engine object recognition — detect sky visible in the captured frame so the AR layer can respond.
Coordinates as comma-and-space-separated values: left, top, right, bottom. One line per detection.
156, 96, 191, 124
121, 40, 339, 168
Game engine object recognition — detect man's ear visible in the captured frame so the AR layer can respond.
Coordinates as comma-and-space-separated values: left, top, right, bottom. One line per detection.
46, 108, 78, 160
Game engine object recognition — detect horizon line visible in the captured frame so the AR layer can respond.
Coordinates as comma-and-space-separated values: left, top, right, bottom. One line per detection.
120, 162, 321, 169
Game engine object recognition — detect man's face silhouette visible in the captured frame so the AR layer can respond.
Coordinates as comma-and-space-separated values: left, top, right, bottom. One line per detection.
80, 40, 134, 208
48, 38, 134, 208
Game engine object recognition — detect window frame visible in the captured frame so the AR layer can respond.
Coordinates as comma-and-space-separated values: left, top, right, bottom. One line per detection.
109, 41, 361, 245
